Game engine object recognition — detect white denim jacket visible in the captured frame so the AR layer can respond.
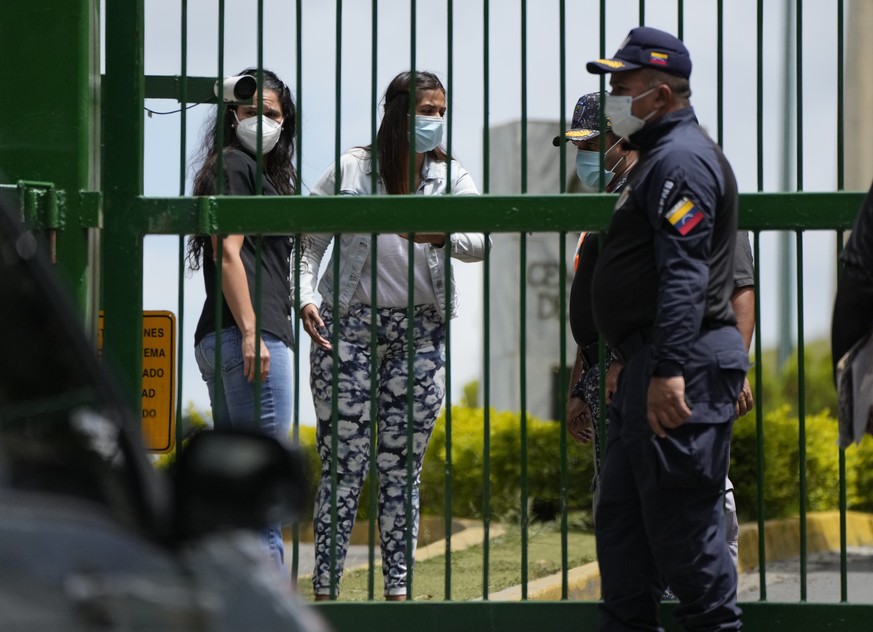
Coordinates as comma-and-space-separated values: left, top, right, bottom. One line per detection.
294, 147, 488, 322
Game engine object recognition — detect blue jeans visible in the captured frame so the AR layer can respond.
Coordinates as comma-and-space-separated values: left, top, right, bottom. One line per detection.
195, 326, 293, 572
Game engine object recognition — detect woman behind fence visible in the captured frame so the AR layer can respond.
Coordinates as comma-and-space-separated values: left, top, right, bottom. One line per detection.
187, 67, 298, 575
296, 70, 487, 600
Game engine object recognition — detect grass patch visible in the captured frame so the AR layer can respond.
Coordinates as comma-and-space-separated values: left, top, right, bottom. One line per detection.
296, 516, 597, 602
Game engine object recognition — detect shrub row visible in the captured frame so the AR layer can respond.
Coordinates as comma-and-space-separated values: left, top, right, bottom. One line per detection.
295, 403, 873, 526
730, 405, 873, 521
294, 407, 595, 523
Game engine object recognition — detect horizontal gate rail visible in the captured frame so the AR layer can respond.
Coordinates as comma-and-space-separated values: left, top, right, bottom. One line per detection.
129, 192, 864, 235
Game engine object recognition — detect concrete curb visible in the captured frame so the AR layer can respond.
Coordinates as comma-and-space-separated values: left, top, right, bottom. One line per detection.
493, 511, 873, 602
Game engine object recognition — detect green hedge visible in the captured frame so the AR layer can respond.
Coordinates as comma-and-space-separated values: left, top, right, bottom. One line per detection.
296, 402, 873, 527
730, 405, 873, 521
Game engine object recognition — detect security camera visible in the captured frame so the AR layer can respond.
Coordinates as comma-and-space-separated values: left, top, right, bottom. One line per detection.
214, 75, 257, 103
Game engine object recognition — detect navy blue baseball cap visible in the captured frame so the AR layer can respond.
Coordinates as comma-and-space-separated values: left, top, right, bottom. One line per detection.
587, 26, 692, 79
551, 92, 611, 147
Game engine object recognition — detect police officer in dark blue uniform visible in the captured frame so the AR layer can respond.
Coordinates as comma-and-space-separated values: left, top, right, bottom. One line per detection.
587, 27, 748, 631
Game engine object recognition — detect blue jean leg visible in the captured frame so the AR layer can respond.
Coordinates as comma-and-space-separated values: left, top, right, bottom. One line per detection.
195, 327, 293, 572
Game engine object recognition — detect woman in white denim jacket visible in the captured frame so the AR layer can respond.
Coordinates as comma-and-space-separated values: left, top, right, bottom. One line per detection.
295, 71, 487, 601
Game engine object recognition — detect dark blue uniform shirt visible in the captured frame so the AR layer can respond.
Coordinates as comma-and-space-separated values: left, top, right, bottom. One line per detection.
591, 107, 739, 376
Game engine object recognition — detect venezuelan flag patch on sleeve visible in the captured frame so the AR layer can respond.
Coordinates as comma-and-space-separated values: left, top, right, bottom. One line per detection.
665, 197, 703, 235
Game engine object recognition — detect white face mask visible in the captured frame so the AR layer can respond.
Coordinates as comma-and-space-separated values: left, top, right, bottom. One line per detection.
414, 115, 445, 153
575, 139, 622, 192
603, 87, 658, 139
234, 111, 283, 154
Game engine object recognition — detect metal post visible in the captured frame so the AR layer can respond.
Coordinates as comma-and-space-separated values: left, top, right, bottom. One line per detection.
103, 0, 146, 412
0, 2, 101, 330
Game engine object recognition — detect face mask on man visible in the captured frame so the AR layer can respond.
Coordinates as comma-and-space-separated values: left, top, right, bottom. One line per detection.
414, 115, 445, 153
604, 87, 659, 139
234, 111, 283, 154
575, 138, 623, 192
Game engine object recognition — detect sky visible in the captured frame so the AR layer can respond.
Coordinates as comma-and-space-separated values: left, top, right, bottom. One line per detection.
134, 0, 854, 424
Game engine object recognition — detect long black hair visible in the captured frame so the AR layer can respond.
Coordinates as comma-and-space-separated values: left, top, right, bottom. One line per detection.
187, 67, 298, 269
373, 71, 448, 195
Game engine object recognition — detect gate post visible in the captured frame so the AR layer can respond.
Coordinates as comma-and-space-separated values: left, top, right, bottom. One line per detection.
0, 2, 101, 331
102, 0, 146, 412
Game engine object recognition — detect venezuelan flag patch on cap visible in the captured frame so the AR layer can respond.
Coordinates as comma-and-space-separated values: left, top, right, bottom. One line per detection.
665, 198, 703, 235
649, 51, 669, 66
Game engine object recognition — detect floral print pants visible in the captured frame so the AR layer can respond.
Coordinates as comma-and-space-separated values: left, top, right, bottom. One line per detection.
311, 303, 445, 597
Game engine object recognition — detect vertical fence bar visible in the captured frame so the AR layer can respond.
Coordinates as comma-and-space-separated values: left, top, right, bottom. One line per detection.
518, 0, 529, 600
796, 230, 807, 602
716, 0, 724, 148
795, 0, 803, 194
754, 0, 767, 600
252, 0, 265, 426
328, 1, 343, 602
103, 0, 145, 415
519, 230, 529, 599
482, 0, 490, 196
408, 3, 418, 193
405, 236, 416, 601
558, 0, 567, 194
836, 0, 848, 604
405, 0, 419, 602
367, 0, 379, 603
753, 231, 766, 600
557, 0, 569, 600
481, 0, 491, 601
290, 0, 304, 588
211, 0, 226, 418
176, 0, 188, 457
794, 0, 807, 602
334, 0, 343, 197
444, 0, 455, 602
326, 237, 341, 600
368, 235, 379, 601
482, 230, 492, 600
677, 0, 683, 38
559, 232, 569, 599
836, 227, 847, 602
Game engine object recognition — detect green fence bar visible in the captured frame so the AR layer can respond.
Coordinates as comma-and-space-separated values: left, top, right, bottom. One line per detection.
716, 0, 724, 147
368, 236, 379, 601
482, 231, 492, 600
558, 0, 567, 194
329, 236, 342, 601
519, 230, 529, 599
445, 0, 456, 601
796, 230, 808, 601
558, 231, 569, 599
753, 231, 767, 600
103, 0, 145, 413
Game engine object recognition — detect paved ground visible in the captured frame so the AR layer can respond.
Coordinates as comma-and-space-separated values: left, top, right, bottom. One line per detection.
737, 546, 873, 603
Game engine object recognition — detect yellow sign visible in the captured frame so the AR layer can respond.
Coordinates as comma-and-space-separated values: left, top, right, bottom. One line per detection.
98, 311, 177, 454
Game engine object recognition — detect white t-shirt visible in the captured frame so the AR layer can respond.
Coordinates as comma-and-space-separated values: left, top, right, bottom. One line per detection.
353, 234, 438, 308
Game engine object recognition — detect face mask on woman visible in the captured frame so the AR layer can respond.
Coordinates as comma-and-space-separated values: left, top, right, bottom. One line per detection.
414, 115, 445, 153
575, 139, 623, 192
234, 111, 283, 154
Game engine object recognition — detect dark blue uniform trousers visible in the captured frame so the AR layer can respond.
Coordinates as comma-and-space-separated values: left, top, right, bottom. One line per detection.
596, 327, 747, 631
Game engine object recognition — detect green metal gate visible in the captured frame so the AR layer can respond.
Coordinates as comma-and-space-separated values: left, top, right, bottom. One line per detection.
2, 0, 872, 630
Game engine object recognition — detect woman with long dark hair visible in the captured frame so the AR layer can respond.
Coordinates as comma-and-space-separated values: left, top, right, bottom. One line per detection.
187, 67, 298, 574
295, 70, 487, 600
